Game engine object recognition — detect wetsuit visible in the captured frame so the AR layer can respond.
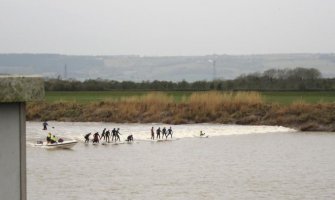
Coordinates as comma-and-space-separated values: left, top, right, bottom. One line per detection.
156, 128, 161, 139
162, 127, 167, 138
105, 130, 110, 142
126, 135, 133, 142
116, 129, 121, 141
84, 133, 91, 143
151, 127, 155, 140
93, 132, 100, 143
100, 128, 106, 140
112, 128, 116, 141
166, 127, 173, 139
43, 122, 48, 130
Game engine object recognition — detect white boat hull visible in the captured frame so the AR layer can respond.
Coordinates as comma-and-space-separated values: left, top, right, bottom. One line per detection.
35, 140, 78, 149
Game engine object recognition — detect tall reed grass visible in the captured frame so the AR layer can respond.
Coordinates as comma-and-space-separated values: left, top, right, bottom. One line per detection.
26, 91, 335, 131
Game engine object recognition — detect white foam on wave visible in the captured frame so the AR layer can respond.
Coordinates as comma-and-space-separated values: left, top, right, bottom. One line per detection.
26, 121, 296, 142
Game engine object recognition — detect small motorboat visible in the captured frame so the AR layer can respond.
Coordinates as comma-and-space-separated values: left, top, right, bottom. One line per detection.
35, 140, 78, 149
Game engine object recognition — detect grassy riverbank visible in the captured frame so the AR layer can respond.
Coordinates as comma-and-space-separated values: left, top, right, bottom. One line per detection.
27, 92, 335, 132
45, 91, 335, 104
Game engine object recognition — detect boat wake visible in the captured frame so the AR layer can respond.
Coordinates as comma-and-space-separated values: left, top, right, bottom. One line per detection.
26, 121, 296, 144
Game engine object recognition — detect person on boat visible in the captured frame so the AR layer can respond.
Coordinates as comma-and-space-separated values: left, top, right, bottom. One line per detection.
156, 127, 161, 139
84, 133, 91, 143
200, 131, 206, 137
126, 135, 133, 142
162, 127, 167, 139
58, 138, 64, 143
42, 121, 48, 130
100, 128, 106, 140
112, 128, 117, 141
116, 128, 121, 142
46, 132, 52, 144
105, 129, 110, 143
151, 127, 155, 140
93, 132, 100, 143
50, 135, 57, 144
166, 127, 173, 139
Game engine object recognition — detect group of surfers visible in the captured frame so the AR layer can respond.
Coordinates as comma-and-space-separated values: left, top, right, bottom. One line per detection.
83, 126, 174, 144
43, 123, 211, 145
151, 127, 173, 140
84, 128, 134, 144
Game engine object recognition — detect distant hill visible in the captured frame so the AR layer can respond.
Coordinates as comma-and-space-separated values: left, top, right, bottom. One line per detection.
0, 53, 334, 81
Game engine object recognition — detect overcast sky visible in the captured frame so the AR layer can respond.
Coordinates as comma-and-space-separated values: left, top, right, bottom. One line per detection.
0, 0, 335, 56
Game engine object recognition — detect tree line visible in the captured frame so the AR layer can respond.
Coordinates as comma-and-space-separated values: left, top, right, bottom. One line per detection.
45, 67, 335, 91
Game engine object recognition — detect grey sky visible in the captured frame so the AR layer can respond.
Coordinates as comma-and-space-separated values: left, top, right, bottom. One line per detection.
1, 0, 334, 56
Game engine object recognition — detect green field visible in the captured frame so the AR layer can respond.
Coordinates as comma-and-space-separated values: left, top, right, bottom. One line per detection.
45, 91, 335, 104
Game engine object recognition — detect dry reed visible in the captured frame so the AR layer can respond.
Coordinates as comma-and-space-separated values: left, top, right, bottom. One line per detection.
26, 91, 335, 132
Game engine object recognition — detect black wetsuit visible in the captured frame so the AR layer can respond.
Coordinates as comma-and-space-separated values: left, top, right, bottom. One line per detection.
93, 132, 100, 143
126, 135, 133, 142
105, 130, 110, 142
166, 128, 173, 139
151, 127, 155, 140
112, 128, 116, 141
43, 122, 48, 130
84, 133, 91, 143
100, 128, 106, 140
156, 128, 161, 139
162, 127, 167, 138
116, 129, 121, 141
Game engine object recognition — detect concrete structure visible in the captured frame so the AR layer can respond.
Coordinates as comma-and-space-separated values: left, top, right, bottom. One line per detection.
0, 76, 44, 200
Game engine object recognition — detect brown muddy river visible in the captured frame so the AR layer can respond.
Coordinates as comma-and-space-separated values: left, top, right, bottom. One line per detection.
27, 122, 335, 199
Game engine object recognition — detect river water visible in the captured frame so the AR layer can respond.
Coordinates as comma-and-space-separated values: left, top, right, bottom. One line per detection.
27, 122, 335, 200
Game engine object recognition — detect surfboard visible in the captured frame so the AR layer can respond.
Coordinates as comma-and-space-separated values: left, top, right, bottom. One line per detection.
156, 138, 178, 142
194, 135, 209, 138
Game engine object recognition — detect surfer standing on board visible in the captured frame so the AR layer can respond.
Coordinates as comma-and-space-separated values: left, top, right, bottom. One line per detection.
84, 133, 91, 143
151, 127, 155, 140
156, 127, 161, 139
166, 127, 173, 139
42, 121, 48, 130
93, 132, 100, 143
105, 129, 110, 142
112, 128, 116, 141
162, 127, 167, 139
116, 128, 121, 141
100, 128, 106, 140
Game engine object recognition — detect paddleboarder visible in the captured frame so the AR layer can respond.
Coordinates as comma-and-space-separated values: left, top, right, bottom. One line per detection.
84, 133, 91, 143
166, 127, 173, 139
100, 128, 106, 140
112, 128, 117, 141
156, 127, 161, 139
162, 127, 167, 139
42, 121, 48, 130
93, 132, 100, 143
151, 127, 155, 140
105, 129, 110, 142
116, 128, 121, 141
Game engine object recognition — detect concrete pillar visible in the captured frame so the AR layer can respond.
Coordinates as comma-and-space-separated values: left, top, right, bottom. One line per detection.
0, 76, 44, 200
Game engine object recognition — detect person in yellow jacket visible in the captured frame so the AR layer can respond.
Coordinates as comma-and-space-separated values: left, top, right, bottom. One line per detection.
50, 135, 57, 144
46, 133, 52, 144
